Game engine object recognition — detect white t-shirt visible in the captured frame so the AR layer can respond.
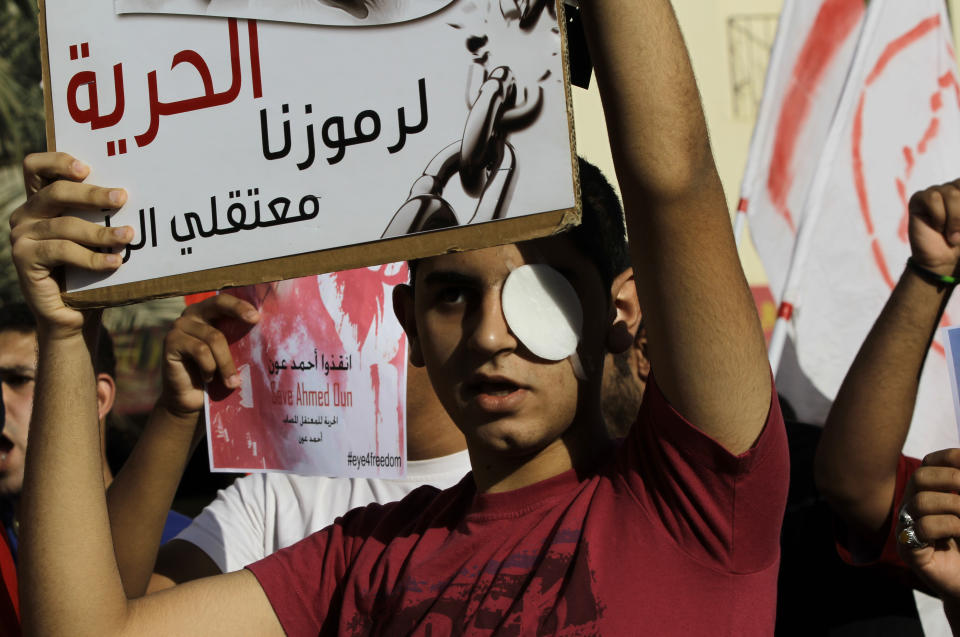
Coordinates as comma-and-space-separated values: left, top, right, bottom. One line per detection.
174, 450, 471, 573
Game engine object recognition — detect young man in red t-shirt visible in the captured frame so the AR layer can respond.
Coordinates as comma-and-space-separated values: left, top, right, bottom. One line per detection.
10, 1, 786, 635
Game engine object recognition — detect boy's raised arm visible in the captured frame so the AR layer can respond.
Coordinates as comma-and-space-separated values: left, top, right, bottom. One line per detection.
12, 152, 282, 637
106, 293, 259, 597
580, 1, 771, 453
816, 181, 960, 546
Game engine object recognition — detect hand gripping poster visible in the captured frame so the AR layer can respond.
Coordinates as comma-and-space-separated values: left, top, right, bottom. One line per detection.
204, 263, 409, 476
39, 0, 578, 307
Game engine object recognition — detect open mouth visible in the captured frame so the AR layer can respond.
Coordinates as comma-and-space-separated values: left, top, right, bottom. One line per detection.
464, 375, 528, 411
474, 381, 520, 397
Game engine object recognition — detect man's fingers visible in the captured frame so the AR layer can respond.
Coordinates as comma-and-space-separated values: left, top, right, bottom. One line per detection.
912, 491, 960, 518
17, 180, 127, 221
910, 188, 947, 234
915, 514, 960, 544
921, 448, 960, 470
16, 237, 122, 274
911, 465, 960, 493
174, 317, 240, 387
13, 215, 133, 249
22, 152, 89, 196
166, 331, 219, 385
938, 183, 960, 245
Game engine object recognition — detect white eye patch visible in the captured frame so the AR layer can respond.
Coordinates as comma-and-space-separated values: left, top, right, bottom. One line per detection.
501, 264, 583, 362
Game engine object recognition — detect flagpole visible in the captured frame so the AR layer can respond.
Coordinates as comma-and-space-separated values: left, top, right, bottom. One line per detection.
732, 1, 798, 250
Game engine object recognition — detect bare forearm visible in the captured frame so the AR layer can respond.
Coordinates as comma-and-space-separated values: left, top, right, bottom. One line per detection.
816, 268, 949, 531
579, 0, 770, 452
20, 330, 129, 636
107, 406, 201, 598
579, 0, 713, 197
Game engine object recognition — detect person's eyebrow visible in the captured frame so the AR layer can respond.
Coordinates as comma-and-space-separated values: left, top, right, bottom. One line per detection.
0, 365, 36, 376
422, 271, 481, 288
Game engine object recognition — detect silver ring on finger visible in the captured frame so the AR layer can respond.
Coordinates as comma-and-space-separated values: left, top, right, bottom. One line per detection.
896, 503, 929, 550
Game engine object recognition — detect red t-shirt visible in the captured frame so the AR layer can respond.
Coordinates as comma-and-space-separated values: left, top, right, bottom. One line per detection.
0, 519, 20, 637
248, 377, 789, 636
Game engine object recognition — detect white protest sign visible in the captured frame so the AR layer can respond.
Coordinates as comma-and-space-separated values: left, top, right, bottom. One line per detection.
41, 0, 577, 306
204, 263, 408, 476
115, 0, 452, 27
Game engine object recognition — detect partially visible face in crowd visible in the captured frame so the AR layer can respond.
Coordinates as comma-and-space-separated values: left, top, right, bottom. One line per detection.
403, 236, 612, 463
601, 326, 648, 438
0, 329, 37, 498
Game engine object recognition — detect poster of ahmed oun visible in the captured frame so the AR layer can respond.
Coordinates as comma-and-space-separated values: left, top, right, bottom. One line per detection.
205, 263, 408, 476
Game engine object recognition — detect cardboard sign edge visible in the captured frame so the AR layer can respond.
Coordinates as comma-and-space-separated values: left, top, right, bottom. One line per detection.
42, 1, 582, 309
63, 206, 579, 308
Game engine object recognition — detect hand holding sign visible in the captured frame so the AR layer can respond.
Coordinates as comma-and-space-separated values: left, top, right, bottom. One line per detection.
896, 450, 960, 607
909, 180, 960, 277
157, 294, 260, 421
9, 153, 130, 339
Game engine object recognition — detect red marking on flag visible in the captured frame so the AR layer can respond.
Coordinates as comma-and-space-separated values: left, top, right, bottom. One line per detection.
852, 95, 873, 235
896, 178, 910, 242
850, 14, 957, 355
767, 0, 864, 236
939, 71, 960, 108
870, 238, 896, 289
918, 117, 940, 154
118, 139, 127, 154
107, 141, 116, 157
80, 42, 89, 58
865, 15, 941, 86
931, 91, 944, 112
737, 198, 749, 213
777, 302, 794, 321
902, 146, 915, 176
69, 44, 78, 60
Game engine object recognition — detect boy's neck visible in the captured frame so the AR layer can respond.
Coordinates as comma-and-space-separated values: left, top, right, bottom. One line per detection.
470, 409, 611, 494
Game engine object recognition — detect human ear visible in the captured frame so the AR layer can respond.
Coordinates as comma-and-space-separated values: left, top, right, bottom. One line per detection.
96, 372, 116, 422
633, 323, 650, 383
393, 284, 425, 367
606, 267, 642, 355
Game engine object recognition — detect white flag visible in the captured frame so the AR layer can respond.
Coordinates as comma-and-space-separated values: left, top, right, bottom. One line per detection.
777, 0, 960, 457
739, 0, 866, 299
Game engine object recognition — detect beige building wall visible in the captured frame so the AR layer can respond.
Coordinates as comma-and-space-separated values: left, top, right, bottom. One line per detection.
572, 0, 784, 286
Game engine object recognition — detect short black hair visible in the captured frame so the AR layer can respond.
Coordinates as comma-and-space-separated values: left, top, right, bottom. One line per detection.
0, 303, 116, 378
408, 156, 629, 288
570, 157, 630, 289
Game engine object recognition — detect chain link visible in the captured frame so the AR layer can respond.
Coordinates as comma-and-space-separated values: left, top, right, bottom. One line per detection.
382, 2, 552, 238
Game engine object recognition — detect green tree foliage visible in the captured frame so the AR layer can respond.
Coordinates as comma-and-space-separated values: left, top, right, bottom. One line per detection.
0, 0, 45, 166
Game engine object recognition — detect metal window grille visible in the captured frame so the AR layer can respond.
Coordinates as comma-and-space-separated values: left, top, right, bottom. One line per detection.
727, 14, 780, 120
